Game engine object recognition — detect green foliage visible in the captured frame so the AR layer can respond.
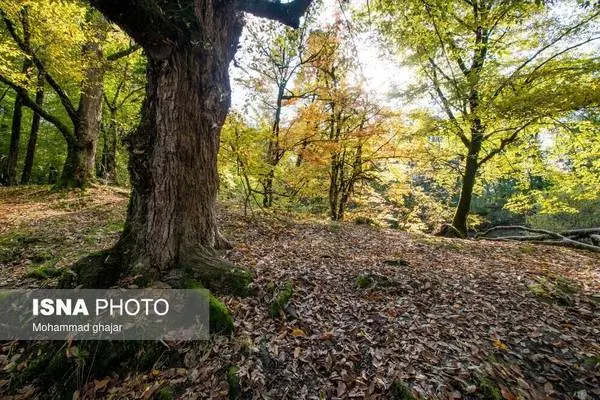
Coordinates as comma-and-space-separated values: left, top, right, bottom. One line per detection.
227, 366, 242, 400
389, 381, 415, 400
363, 0, 600, 231
356, 274, 373, 289
24, 263, 60, 279
270, 281, 293, 318
155, 387, 175, 400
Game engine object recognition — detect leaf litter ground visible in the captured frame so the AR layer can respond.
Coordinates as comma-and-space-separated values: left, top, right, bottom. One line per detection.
0, 187, 598, 399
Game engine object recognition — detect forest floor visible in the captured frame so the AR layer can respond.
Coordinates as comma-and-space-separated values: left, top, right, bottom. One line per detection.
0, 186, 599, 400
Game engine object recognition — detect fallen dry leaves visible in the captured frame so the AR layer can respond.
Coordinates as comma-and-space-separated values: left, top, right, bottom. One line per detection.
0, 188, 599, 399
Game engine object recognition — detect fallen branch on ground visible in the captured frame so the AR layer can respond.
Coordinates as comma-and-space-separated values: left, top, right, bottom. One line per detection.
476, 225, 600, 253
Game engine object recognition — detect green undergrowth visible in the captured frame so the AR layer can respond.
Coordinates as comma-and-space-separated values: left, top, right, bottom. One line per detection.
528, 275, 581, 306
270, 281, 293, 318
24, 263, 62, 279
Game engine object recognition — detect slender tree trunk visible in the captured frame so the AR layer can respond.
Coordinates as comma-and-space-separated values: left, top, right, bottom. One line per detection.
21, 74, 44, 184
5, 91, 24, 186
98, 107, 118, 184
262, 85, 285, 207
452, 124, 483, 237
116, 18, 242, 279
262, 169, 275, 207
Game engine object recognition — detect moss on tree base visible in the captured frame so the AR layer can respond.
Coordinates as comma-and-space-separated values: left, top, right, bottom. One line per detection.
182, 279, 235, 335
180, 249, 253, 297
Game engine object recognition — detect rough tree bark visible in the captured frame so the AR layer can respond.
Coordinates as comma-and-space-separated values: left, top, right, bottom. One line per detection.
57, 32, 105, 188
60, 63, 103, 188
82, 0, 312, 287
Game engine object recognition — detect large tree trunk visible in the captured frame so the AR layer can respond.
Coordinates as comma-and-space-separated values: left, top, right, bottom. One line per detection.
116, 16, 242, 281
20, 74, 44, 184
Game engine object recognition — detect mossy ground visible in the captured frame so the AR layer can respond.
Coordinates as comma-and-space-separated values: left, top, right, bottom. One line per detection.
269, 281, 293, 318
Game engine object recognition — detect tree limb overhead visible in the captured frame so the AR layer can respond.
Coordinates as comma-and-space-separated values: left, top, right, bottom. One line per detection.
239, 0, 313, 28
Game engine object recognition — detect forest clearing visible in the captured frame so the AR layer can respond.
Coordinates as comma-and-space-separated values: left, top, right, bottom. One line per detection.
0, 187, 598, 399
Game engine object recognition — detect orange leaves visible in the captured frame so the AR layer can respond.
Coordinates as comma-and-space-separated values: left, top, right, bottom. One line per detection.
492, 338, 509, 351
291, 327, 306, 337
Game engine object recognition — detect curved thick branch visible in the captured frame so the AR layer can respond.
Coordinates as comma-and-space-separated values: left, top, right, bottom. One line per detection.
89, 0, 176, 59
0, 73, 74, 142
239, 0, 313, 28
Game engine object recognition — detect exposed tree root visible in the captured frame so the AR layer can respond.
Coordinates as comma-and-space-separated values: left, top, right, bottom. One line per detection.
178, 247, 253, 297
18, 246, 247, 397
476, 225, 600, 253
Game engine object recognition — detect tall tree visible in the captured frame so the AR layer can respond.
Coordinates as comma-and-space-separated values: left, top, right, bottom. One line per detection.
295, 28, 396, 221
0, 2, 137, 188
369, 0, 600, 236
3, 7, 31, 186
20, 70, 44, 184
98, 54, 144, 185
81, 0, 312, 285
240, 16, 317, 207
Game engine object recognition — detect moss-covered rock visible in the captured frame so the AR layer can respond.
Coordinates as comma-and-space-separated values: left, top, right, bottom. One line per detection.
477, 378, 502, 400
209, 294, 234, 335
356, 274, 373, 288
181, 250, 253, 296
25, 264, 62, 280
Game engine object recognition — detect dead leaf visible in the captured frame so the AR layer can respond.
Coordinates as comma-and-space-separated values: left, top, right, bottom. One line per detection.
292, 328, 305, 337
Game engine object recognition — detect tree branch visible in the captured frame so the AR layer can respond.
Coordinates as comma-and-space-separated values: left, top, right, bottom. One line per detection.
89, 0, 176, 59
106, 44, 141, 61
491, 9, 600, 100
239, 0, 313, 28
0, 73, 74, 142
0, 8, 79, 122
477, 119, 537, 166
427, 62, 470, 148
476, 225, 600, 253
